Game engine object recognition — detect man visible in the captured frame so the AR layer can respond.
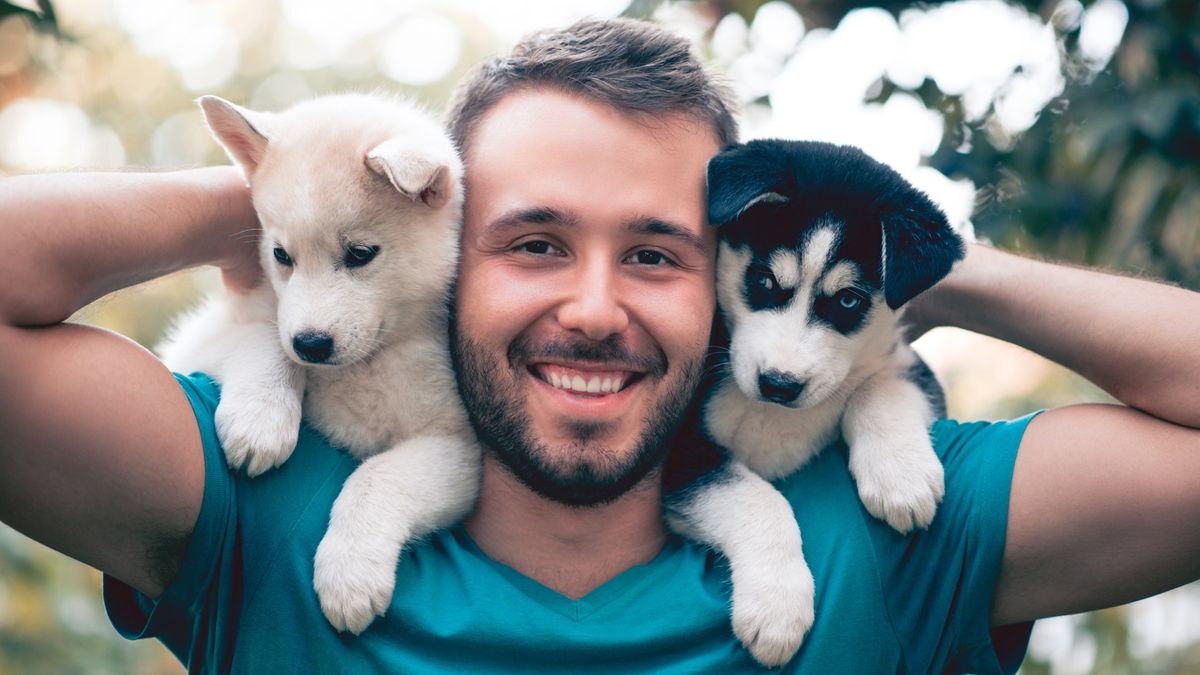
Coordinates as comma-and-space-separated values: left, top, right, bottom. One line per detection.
1, 17, 1198, 673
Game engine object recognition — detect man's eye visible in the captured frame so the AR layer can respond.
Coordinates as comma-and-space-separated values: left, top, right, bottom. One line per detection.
273, 246, 294, 267
344, 244, 380, 268
515, 240, 562, 256
626, 249, 672, 266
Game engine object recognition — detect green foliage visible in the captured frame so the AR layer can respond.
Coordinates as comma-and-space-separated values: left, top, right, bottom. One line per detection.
939, 1, 1199, 286
0, 0, 57, 33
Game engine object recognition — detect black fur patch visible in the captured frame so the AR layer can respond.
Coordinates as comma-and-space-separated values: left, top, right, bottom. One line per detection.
707, 140, 964, 311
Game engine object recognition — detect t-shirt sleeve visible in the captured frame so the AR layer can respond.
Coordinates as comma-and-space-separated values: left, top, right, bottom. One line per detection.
868, 414, 1039, 675
102, 372, 240, 671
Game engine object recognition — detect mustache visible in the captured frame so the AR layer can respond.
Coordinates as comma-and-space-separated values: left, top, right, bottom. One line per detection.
507, 333, 668, 378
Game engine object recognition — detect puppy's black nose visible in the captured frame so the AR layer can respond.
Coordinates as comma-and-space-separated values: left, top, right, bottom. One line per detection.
293, 332, 334, 363
758, 371, 804, 405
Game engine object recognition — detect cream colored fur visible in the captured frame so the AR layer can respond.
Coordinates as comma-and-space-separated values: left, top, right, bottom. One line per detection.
159, 93, 480, 635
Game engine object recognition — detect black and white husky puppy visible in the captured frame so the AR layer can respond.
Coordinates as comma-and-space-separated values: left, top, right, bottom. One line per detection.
667, 139, 964, 665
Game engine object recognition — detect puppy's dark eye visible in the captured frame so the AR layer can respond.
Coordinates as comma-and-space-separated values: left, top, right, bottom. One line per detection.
273, 247, 294, 267
745, 263, 792, 310
750, 265, 778, 291
344, 244, 380, 268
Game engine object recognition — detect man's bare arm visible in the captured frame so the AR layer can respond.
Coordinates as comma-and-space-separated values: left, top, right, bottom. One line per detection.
0, 168, 258, 597
913, 244, 1200, 625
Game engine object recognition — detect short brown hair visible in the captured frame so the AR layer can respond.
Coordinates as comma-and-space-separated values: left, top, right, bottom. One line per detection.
446, 18, 739, 161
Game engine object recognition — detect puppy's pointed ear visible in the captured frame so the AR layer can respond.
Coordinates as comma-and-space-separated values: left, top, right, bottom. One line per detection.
365, 138, 455, 209
706, 143, 791, 226
881, 194, 964, 310
197, 95, 274, 177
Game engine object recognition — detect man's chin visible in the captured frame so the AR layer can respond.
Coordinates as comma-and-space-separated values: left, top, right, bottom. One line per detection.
451, 332, 703, 508
490, 439, 666, 508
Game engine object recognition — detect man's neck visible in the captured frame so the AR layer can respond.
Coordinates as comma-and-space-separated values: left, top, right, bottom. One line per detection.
464, 454, 667, 600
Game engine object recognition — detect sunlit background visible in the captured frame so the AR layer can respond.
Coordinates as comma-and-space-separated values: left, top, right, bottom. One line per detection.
0, 0, 1197, 672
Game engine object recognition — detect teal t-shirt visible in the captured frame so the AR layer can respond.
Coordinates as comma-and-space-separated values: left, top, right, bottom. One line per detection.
104, 373, 1035, 673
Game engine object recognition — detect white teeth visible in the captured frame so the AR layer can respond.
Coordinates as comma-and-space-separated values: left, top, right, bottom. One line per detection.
542, 368, 629, 394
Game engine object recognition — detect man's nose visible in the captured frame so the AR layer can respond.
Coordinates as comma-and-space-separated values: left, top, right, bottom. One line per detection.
556, 259, 630, 341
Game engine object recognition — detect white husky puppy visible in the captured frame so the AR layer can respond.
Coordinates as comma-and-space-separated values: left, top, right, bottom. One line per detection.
158, 93, 480, 634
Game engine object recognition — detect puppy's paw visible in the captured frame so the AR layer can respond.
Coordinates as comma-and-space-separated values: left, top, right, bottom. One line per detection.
313, 530, 397, 634
215, 390, 301, 477
730, 554, 815, 668
853, 439, 944, 534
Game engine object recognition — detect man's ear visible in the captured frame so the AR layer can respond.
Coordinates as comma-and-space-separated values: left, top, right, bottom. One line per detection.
706, 142, 791, 226
881, 192, 964, 310
365, 138, 455, 209
197, 95, 274, 178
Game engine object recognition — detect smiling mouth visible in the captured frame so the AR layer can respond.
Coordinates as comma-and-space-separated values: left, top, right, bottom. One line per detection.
531, 364, 644, 395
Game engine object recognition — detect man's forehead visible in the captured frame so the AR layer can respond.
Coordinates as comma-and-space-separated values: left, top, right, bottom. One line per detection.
462, 88, 721, 239
465, 88, 719, 169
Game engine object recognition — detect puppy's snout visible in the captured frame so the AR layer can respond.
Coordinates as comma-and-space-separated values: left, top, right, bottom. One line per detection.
293, 331, 335, 363
758, 371, 804, 405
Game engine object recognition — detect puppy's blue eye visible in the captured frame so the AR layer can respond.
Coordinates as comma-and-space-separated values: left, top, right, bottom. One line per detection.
273, 247, 293, 267
345, 244, 380, 268
834, 289, 866, 311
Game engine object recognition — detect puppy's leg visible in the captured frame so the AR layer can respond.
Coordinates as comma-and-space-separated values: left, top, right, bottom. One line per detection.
842, 371, 944, 533
666, 460, 814, 667
159, 288, 305, 476
313, 434, 481, 634
212, 323, 305, 477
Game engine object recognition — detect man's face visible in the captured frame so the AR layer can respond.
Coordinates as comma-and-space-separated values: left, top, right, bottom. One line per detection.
452, 89, 719, 507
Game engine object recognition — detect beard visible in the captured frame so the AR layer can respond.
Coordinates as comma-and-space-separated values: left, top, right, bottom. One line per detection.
450, 323, 703, 508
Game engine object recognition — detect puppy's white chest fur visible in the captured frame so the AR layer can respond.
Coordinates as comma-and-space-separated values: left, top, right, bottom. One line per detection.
305, 326, 471, 457
704, 342, 918, 479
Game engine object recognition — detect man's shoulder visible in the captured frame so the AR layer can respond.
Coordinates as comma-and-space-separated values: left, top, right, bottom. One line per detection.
171, 370, 357, 552
766, 414, 1038, 674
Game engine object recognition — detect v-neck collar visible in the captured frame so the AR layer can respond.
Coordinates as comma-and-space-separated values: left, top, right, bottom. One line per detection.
452, 526, 684, 622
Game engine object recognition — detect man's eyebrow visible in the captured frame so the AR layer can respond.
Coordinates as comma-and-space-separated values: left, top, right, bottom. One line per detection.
485, 206, 578, 235
626, 217, 709, 256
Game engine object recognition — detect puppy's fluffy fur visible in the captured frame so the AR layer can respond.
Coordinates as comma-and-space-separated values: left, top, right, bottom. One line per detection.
162, 97, 875, 668
159, 93, 479, 634
667, 139, 964, 666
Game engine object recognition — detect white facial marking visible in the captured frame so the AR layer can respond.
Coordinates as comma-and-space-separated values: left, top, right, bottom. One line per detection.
799, 227, 838, 293
820, 261, 858, 295
717, 243, 753, 317
768, 250, 801, 289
